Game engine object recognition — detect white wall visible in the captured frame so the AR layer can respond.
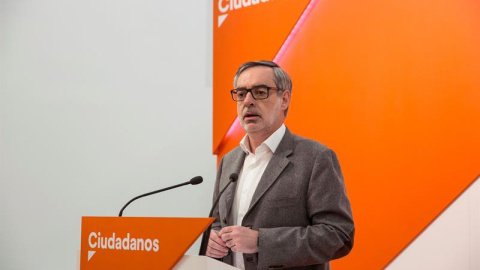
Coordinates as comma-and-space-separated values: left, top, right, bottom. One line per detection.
0, 1, 215, 269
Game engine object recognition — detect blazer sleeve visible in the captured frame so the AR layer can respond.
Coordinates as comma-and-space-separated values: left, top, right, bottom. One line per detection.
257, 149, 355, 268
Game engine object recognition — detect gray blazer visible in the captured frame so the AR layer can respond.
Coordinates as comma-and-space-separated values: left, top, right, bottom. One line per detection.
212, 128, 355, 270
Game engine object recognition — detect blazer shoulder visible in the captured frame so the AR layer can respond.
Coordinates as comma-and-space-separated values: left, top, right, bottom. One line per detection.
219, 145, 246, 172
222, 145, 244, 160
290, 132, 332, 155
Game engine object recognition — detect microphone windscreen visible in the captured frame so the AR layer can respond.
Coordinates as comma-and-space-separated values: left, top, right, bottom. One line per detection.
229, 173, 239, 182
189, 176, 203, 185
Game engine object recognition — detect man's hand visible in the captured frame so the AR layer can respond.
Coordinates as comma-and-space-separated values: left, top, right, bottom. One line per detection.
206, 230, 229, 258
219, 226, 259, 254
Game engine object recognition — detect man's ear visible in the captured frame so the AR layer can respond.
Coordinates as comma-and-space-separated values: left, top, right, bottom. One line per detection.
281, 90, 291, 111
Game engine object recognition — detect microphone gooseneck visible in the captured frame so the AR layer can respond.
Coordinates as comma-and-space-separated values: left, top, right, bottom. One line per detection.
199, 173, 238, 255
118, 176, 203, 217
208, 173, 238, 217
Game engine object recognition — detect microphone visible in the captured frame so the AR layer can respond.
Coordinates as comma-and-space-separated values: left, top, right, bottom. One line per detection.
118, 176, 203, 217
199, 173, 238, 255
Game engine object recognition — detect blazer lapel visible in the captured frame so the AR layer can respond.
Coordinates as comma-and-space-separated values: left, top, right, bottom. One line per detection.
245, 129, 294, 216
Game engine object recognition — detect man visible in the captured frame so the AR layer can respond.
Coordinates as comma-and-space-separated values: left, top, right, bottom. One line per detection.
206, 60, 354, 270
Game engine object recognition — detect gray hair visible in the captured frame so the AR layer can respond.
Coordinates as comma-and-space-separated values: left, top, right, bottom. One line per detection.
233, 60, 292, 92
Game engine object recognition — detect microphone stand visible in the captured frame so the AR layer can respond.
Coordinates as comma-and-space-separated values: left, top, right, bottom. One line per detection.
199, 173, 238, 255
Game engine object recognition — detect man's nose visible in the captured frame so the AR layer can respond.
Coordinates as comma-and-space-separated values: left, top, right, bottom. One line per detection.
243, 92, 256, 106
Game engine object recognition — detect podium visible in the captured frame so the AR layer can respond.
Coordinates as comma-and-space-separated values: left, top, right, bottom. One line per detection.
79, 216, 236, 270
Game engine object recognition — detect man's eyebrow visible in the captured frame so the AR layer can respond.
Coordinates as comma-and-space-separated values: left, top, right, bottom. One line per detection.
252, 84, 270, 88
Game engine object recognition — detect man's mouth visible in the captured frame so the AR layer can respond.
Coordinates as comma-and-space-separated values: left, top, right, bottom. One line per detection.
243, 112, 260, 121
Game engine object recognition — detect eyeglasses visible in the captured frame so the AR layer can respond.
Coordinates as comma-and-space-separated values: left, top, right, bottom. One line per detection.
230, 86, 280, 101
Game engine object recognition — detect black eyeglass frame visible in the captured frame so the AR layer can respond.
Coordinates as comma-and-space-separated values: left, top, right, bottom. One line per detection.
230, 86, 281, 102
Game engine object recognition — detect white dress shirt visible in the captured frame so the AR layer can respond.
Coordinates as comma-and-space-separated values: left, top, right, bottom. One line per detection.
231, 124, 286, 269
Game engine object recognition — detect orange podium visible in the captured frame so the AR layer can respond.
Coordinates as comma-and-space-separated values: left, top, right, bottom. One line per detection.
80, 216, 214, 270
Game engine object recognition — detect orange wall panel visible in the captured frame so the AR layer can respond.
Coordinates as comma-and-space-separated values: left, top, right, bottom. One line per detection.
213, 0, 480, 269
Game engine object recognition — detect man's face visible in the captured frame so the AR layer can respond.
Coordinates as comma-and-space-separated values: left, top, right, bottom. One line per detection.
235, 66, 290, 137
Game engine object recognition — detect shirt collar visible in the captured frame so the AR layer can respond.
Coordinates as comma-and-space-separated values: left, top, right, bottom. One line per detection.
240, 124, 286, 155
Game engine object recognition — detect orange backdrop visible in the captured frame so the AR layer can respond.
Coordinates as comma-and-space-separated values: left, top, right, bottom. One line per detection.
213, 0, 480, 269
